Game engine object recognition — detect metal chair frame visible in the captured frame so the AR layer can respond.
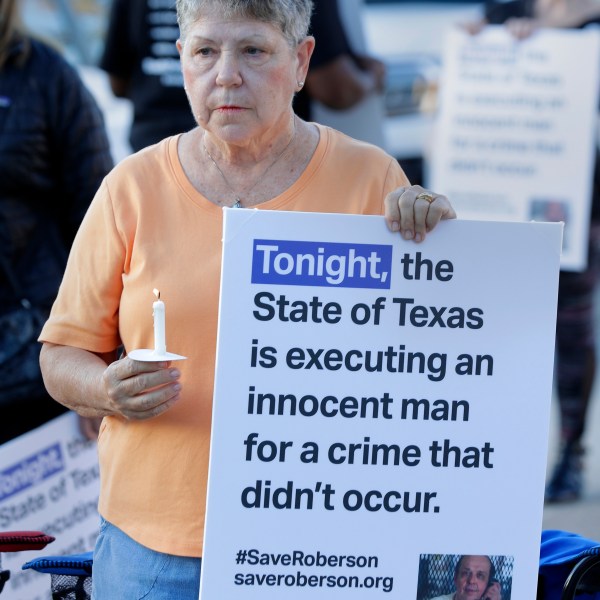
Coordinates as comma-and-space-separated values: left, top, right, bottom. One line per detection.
562, 554, 600, 600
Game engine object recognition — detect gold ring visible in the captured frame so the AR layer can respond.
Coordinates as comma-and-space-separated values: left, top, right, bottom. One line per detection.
416, 192, 435, 203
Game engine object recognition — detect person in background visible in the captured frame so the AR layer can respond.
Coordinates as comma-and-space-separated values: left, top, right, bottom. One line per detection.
293, 0, 386, 122
100, 0, 197, 152
38, 0, 455, 596
0, 0, 113, 444
468, 0, 600, 503
295, 0, 424, 185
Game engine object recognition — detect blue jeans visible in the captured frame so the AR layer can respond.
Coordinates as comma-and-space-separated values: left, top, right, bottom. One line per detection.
92, 518, 201, 600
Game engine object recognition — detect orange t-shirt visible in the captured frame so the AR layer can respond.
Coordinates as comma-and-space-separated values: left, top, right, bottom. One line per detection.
40, 125, 409, 556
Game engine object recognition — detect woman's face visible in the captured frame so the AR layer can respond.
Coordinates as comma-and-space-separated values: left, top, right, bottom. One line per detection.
177, 16, 313, 147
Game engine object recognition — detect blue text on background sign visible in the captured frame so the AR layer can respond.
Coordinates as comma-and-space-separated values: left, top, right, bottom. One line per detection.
0, 444, 64, 501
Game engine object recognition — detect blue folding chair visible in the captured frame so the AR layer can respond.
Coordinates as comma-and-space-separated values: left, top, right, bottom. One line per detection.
22, 551, 93, 600
538, 530, 600, 600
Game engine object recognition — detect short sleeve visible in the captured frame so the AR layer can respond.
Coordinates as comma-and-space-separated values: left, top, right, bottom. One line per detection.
39, 179, 127, 353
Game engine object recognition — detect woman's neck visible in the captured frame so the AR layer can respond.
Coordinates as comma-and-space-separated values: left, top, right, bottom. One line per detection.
202, 114, 297, 167
177, 118, 319, 208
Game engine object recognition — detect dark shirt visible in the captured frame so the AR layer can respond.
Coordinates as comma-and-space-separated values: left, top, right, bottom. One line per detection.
0, 35, 113, 308
100, 0, 196, 151
485, 0, 535, 23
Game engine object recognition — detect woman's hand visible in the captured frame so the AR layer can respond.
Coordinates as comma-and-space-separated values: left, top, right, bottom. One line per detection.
460, 18, 488, 36
462, 15, 540, 39
101, 357, 182, 421
505, 17, 541, 39
41, 343, 182, 422
384, 185, 456, 242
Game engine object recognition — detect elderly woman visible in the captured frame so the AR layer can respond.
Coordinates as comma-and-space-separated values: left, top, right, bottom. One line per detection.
39, 0, 455, 597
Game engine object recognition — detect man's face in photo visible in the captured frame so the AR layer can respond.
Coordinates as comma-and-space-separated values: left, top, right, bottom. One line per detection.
454, 555, 492, 600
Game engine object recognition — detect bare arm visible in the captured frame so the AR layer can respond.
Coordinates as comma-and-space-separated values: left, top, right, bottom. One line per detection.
40, 343, 182, 421
305, 54, 385, 110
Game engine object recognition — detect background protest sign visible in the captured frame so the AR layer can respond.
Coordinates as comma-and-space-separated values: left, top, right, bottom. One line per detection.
428, 26, 600, 271
0, 413, 99, 599
200, 209, 562, 599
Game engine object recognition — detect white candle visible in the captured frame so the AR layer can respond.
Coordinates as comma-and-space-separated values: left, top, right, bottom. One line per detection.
152, 288, 166, 355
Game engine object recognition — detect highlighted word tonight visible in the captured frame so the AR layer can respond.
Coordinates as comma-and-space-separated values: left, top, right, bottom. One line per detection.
251, 240, 392, 289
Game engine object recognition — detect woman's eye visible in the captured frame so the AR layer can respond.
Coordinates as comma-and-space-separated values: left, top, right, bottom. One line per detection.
196, 47, 213, 56
245, 47, 264, 55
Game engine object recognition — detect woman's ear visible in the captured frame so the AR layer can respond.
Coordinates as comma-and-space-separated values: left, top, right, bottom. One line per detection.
295, 35, 315, 87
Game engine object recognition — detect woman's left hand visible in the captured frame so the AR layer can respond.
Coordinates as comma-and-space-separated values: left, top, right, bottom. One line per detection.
384, 185, 456, 242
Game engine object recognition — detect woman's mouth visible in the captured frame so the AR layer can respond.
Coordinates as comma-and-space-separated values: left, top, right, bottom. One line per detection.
217, 105, 244, 112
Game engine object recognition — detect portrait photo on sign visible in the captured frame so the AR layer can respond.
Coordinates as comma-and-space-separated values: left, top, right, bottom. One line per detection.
416, 553, 513, 600
529, 198, 571, 252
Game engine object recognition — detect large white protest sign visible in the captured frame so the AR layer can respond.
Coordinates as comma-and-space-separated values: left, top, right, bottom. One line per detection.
428, 26, 600, 271
0, 413, 100, 599
199, 210, 562, 599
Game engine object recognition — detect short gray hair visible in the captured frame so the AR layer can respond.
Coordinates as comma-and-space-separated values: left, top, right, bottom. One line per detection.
176, 0, 314, 46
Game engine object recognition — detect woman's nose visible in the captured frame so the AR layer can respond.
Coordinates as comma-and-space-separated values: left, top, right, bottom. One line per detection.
215, 51, 242, 87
